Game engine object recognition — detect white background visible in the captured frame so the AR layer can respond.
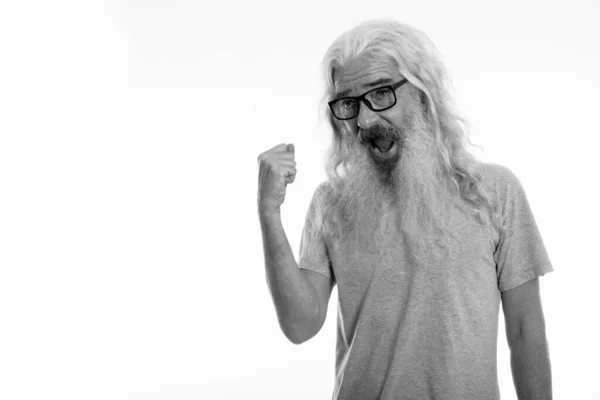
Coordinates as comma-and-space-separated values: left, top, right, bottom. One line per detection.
1, 0, 599, 399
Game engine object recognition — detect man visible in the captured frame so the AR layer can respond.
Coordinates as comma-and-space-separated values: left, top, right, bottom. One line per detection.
257, 20, 554, 400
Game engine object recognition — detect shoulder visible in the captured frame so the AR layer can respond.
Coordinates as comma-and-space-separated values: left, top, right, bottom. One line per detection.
304, 180, 334, 217
477, 162, 521, 188
475, 163, 530, 224
315, 179, 333, 194
476, 162, 525, 200
312, 179, 335, 204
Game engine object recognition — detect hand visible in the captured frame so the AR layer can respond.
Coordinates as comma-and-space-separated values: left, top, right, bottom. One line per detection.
257, 143, 297, 214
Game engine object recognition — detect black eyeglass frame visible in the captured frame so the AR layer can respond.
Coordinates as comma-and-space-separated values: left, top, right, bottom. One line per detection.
328, 78, 409, 121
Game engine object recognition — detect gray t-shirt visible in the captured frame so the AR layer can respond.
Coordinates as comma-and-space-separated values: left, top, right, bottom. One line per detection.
298, 163, 554, 400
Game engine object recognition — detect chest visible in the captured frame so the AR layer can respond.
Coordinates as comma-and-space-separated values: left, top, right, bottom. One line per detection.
327, 206, 498, 295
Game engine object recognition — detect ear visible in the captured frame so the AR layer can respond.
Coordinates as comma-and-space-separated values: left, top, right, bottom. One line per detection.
420, 91, 428, 107
415, 89, 434, 125
406, 84, 428, 112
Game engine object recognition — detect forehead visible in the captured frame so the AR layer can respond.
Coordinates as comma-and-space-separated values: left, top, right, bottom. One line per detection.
333, 56, 399, 97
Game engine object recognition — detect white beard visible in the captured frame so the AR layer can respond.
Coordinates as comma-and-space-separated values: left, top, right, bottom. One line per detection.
335, 104, 456, 264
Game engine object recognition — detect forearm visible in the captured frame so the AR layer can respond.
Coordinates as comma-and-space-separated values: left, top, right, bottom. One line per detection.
509, 335, 553, 400
259, 209, 320, 344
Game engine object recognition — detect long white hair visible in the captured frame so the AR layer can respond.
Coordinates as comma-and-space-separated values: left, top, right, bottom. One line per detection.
309, 20, 504, 244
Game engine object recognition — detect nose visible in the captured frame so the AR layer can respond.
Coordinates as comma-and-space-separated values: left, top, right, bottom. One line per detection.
356, 99, 380, 131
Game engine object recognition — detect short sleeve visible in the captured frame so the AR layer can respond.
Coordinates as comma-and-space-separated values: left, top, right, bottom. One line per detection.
494, 169, 554, 292
298, 183, 336, 283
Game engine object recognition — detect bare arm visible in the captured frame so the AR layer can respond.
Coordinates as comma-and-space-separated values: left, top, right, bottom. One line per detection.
509, 335, 553, 400
259, 208, 321, 344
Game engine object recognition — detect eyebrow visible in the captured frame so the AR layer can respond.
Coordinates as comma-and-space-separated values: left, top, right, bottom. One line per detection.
335, 77, 394, 98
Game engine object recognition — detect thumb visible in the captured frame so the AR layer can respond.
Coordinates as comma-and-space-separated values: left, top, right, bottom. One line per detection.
287, 143, 295, 154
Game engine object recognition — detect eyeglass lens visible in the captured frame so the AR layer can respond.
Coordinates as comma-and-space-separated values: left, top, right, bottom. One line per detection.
331, 87, 396, 119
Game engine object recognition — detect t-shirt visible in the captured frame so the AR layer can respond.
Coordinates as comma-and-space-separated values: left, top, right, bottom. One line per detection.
297, 163, 554, 400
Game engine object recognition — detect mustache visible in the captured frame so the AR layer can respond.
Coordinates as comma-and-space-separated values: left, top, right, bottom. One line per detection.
359, 124, 401, 145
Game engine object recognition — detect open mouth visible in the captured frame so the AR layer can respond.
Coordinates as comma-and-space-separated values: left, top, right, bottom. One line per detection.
370, 139, 395, 154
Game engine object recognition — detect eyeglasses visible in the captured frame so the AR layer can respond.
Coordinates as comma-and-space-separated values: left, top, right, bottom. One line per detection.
328, 79, 408, 120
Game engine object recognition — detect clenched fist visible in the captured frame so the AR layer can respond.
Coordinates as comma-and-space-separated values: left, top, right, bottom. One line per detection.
257, 143, 297, 214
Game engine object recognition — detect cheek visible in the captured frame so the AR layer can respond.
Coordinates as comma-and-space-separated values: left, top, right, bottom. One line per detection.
341, 120, 358, 136
392, 96, 420, 126
383, 109, 407, 130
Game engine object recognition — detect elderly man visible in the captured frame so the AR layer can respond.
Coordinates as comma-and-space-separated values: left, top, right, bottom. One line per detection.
257, 20, 554, 400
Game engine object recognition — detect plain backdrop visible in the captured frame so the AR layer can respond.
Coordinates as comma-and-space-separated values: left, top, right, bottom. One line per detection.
1, 0, 599, 399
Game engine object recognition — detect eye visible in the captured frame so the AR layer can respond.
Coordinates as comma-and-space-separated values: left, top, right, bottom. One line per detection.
340, 99, 356, 109
374, 88, 393, 99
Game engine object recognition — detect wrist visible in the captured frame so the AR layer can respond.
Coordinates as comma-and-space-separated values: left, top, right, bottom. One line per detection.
259, 205, 281, 220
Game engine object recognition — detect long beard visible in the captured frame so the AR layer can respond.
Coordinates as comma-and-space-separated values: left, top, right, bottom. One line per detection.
335, 105, 454, 262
